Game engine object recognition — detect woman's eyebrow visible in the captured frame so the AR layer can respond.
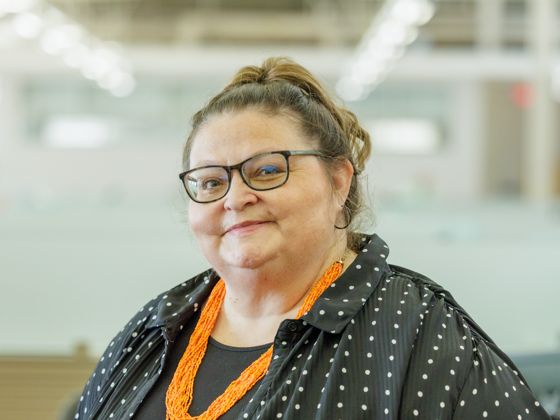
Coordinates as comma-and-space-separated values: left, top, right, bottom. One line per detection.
191, 160, 218, 167
190, 148, 283, 168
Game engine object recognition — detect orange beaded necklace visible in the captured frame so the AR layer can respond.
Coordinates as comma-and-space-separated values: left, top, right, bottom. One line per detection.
165, 259, 344, 420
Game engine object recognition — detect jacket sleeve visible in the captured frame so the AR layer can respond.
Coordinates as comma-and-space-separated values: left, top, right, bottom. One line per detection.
452, 338, 551, 419
74, 296, 161, 420
397, 274, 551, 420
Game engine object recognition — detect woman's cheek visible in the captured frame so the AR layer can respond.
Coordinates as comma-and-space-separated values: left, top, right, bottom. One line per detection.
188, 205, 216, 238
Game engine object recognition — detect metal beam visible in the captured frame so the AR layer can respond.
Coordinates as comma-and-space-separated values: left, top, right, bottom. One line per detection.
523, 0, 558, 202
475, 0, 504, 49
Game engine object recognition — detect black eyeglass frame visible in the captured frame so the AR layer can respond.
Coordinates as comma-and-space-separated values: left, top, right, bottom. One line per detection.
179, 150, 330, 203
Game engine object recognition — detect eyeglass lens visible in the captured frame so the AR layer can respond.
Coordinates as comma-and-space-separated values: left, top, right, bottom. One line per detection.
185, 152, 289, 202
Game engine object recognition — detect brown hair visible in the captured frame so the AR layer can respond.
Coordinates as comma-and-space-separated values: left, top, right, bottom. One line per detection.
182, 57, 372, 252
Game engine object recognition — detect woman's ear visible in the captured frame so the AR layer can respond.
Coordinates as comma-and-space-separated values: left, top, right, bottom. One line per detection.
331, 158, 354, 205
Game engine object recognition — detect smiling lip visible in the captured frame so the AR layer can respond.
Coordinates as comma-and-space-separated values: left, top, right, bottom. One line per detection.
225, 220, 269, 235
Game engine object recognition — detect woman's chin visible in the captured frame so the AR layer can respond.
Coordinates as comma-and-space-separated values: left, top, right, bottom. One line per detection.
225, 251, 267, 270
218, 243, 274, 271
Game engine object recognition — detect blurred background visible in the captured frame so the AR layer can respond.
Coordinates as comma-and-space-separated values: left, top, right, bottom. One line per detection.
1, 0, 559, 418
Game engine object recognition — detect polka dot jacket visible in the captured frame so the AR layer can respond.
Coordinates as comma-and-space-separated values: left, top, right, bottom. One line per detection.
75, 234, 551, 419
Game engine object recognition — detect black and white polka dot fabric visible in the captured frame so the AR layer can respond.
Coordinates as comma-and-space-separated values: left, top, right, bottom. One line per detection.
75, 234, 551, 419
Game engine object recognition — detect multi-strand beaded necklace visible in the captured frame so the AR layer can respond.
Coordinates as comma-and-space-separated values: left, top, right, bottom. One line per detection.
166, 259, 344, 419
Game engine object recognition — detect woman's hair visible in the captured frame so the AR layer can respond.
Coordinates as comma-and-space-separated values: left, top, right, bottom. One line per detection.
182, 57, 372, 252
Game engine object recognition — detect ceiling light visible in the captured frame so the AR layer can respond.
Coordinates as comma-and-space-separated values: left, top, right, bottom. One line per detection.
336, 78, 367, 102
62, 44, 88, 68
0, 0, 37, 14
377, 20, 408, 46
366, 118, 441, 154
109, 73, 136, 98
6, 1, 136, 97
11, 13, 43, 39
81, 48, 119, 79
40, 24, 83, 55
337, 0, 435, 101
43, 115, 113, 148
391, 0, 435, 26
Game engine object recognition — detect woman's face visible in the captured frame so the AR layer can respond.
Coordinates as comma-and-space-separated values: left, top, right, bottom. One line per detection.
188, 108, 351, 274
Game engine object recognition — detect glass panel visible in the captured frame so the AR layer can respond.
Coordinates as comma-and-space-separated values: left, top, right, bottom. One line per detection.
20, 75, 225, 148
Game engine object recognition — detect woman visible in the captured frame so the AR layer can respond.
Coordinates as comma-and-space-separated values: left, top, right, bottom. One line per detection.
75, 57, 551, 419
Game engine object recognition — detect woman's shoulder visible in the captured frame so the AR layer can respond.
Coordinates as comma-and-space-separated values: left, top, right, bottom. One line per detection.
384, 263, 494, 344
373, 263, 517, 383
379, 265, 549, 418
387, 263, 458, 299
74, 269, 218, 418
122, 268, 219, 342
381, 263, 503, 363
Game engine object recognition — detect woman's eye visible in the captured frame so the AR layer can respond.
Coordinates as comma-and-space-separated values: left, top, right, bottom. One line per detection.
201, 178, 224, 190
256, 165, 283, 176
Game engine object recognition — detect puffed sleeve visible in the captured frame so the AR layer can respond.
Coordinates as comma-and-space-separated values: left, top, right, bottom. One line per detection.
452, 338, 550, 419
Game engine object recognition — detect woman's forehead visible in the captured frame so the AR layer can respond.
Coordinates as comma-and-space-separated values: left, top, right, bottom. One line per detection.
189, 110, 313, 166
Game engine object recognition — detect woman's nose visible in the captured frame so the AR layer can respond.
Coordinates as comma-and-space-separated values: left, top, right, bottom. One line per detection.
223, 170, 258, 210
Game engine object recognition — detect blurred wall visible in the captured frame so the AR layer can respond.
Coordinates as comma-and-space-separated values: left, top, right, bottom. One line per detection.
1, 2, 560, 418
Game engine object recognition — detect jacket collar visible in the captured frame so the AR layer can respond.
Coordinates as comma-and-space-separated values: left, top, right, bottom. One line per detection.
147, 233, 391, 339
145, 269, 219, 340
300, 233, 391, 334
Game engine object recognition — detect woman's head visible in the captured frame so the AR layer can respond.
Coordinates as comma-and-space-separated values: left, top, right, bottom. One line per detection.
183, 57, 372, 256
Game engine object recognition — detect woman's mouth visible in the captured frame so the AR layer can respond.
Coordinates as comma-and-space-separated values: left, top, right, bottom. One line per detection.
225, 221, 269, 236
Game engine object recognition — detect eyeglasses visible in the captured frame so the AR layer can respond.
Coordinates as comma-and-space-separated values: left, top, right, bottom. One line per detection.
179, 150, 329, 203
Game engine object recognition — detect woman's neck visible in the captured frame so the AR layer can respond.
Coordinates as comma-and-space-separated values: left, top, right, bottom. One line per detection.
211, 244, 357, 347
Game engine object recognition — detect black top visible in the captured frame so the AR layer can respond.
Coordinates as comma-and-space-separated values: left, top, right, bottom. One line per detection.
134, 310, 269, 419
75, 234, 551, 419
